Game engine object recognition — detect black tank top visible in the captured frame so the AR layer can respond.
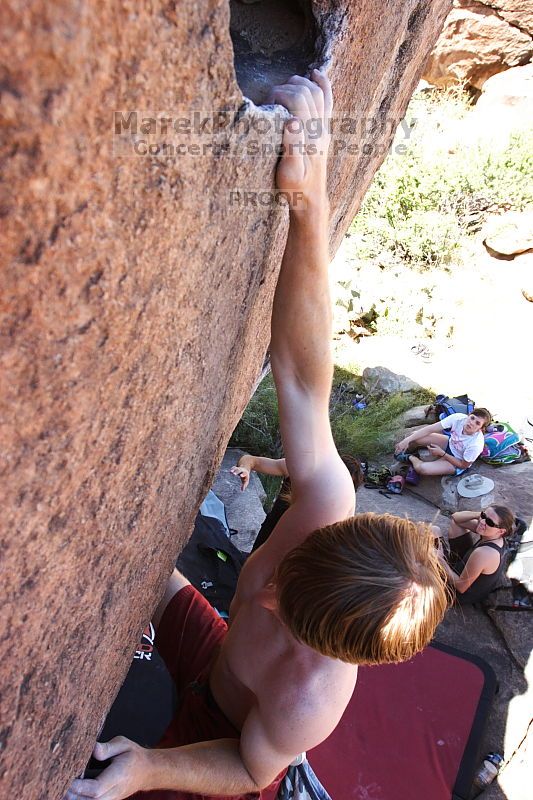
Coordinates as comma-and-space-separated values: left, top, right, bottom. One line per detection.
456, 539, 505, 605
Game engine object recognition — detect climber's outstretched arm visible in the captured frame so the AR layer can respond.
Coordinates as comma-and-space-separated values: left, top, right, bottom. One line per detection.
268, 71, 354, 522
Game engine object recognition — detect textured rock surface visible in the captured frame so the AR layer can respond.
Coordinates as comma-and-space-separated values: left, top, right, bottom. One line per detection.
484, 210, 533, 255
210, 448, 266, 551
424, 0, 533, 89
400, 404, 436, 427
0, 1, 452, 797
362, 365, 423, 395
402, 457, 533, 517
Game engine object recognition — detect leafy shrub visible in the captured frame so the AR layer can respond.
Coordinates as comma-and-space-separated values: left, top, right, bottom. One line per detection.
332, 389, 433, 460
351, 90, 533, 271
230, 368, 433, 466
230, 374, 281, 458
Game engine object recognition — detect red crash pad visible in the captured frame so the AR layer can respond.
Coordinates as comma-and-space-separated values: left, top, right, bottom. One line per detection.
308, 642, 496, 800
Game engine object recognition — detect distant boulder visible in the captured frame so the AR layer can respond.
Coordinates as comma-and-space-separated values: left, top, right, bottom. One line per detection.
466, 63, 533, 143
484, 211, 533, 256
424, 1, 533, 90
402, 405, 436, 427
476, 62, 533, 111
362, 366, 423, 395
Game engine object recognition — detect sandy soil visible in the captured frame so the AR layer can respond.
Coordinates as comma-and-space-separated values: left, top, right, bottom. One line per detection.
331, 224, 533, 436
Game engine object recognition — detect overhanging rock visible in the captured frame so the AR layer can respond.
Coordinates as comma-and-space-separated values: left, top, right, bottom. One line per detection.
0, 1, 451, 796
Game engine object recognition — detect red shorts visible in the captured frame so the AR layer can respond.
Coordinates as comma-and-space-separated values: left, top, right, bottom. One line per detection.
130, 585, 283, 800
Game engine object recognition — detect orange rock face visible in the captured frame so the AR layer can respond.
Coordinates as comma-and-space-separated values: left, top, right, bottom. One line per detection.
0, 1, 451, 796
424, 0, 533, 89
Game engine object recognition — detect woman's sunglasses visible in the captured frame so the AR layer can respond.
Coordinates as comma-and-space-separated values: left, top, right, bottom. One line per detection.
480, 511, 501, 529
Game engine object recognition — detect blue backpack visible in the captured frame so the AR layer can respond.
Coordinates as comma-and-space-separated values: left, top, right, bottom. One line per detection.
434, 393, 475, 421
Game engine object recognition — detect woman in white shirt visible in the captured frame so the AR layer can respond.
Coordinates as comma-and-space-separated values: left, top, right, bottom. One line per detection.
394, 408, 492, 477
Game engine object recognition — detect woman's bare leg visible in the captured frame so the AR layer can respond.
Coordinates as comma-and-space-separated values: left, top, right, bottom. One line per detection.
407, 432, 449, 450
408, 455, 455, 476
445, 514, 479, 560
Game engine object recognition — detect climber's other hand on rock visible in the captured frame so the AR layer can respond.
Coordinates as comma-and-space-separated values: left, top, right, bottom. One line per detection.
64, 737, 154, 800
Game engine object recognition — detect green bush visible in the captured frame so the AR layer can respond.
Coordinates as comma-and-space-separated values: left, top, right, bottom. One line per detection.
332, 389, 432, 460
230, 368, 433, 467
230, 374, 281, 458
351, 89, 533, 270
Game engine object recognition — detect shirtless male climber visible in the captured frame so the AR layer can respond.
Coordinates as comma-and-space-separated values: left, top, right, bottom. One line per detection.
66, 70, 448, 800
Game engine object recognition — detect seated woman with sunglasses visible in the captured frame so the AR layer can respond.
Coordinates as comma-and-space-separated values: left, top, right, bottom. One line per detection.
439, 505, 515, 604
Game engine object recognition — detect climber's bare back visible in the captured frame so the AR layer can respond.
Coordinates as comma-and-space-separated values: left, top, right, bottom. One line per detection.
210, 584, 357, 777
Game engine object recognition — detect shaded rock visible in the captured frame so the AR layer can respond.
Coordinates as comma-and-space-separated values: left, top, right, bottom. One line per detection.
0, 1, 454, 796
396, 472, 458, 511
401, 404, 435, 427
362, 366, 423, 395
484, 210, 533, 256
230, 0, 317, 105
211, 448, 266, 552
481, 607, 533, 785
357, 484, 448, 529
424, 1, 533, 89
487, 607, 531, 670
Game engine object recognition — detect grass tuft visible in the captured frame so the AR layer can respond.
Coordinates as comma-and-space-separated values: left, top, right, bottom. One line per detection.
230, 368, 434, 469
351, 90, 533, 271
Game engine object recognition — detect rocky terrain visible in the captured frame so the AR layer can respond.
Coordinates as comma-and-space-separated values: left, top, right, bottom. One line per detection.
424, 0, 533, 88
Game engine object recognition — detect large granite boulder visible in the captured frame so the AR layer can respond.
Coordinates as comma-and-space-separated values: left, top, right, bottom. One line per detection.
424, 0, 533, 89
0, 1, 453, 796
465, 62, 533, 149
362, 365, 423, 395
210, 448, 266, 552
484, 210, 533, 256
476, 61, 533, 112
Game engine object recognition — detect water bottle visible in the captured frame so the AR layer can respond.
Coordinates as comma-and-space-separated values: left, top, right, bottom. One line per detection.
473, 752, 503, 788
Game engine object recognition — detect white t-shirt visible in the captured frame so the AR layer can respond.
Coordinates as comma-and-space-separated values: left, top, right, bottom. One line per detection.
440, 413, 484, 463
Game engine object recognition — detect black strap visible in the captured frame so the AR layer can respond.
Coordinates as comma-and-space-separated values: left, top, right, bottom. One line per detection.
474, 540, 504, 554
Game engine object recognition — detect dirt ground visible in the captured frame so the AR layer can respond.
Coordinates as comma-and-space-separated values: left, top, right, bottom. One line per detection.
331, 237, 533, 436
